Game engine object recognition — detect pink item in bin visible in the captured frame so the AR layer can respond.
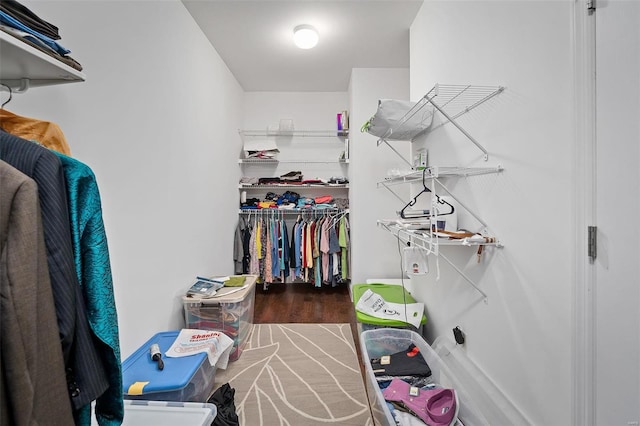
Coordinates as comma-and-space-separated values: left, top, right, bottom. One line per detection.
382, 378, 458, 426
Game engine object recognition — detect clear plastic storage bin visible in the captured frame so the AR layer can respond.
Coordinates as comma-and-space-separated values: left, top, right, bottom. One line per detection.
183, 275, 256, 362
360, 328, 528, 426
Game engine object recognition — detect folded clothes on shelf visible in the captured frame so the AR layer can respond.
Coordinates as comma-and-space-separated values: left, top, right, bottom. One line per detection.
328, 176, 348, 184
240, 176, 259, 185
314, 195, 333, 204
280, 170, 303, 181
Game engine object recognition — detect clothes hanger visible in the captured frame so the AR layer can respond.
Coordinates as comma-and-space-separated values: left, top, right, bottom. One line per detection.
399, 168, 454, 219
330, 209, 347, 227
434, 194, 454, 216
1, 83, 12, 109
399, 168, 432, 219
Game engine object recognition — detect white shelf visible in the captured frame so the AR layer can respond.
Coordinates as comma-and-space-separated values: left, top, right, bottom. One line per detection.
0, 31, 85, 91
239, 129, 348, 138
378, 220, 498, 302
373, 84, 504, 162
239, 158, 348, 164
239, 183, 349, 189
240, 208, 349, 215
378, 220, 501, 250
378, 166, 503, 188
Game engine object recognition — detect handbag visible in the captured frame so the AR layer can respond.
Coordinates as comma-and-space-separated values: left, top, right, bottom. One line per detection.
362, 99, 434, 141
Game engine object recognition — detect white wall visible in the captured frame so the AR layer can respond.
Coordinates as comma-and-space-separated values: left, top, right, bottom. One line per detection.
11, 0, 244, 357
244, 92, 348, 131
348, 68, 411, 284
242, 92, 349, 182
404, 2, 575, 424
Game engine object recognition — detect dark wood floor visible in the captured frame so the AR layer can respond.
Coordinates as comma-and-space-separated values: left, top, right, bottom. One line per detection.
254, 282, 356, 324
253, 282, 365, 374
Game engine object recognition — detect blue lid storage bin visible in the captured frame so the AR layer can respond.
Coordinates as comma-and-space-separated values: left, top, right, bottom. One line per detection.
122, 331, 217, 402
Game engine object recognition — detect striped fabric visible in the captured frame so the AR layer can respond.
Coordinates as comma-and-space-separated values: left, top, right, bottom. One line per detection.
0, 130, 109, 415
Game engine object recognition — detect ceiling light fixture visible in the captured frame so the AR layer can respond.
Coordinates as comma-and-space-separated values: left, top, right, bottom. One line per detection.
293, 24, 319, 49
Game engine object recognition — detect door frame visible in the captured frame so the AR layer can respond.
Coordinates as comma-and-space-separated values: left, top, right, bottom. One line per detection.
572, 0, 597, 425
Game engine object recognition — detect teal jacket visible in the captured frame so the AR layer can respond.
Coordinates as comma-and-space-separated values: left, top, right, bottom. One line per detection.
56, 152, 123, 426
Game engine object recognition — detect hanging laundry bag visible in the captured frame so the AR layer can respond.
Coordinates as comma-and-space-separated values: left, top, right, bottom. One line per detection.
362, 99, 434, 141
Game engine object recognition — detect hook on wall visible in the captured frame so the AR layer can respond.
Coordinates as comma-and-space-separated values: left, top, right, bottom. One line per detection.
14, 78, 30, 93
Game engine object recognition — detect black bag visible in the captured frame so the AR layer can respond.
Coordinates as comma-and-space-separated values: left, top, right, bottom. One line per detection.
208, 383, 239, 426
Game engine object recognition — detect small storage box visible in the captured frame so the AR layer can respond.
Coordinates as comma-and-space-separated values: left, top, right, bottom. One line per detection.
92, 401, 217, 426
122, 331, 216, 402
183, 275, 257, 362
352, 282, 426, 335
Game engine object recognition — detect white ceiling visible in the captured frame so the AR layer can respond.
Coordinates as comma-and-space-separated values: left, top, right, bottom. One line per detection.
181, 0, 424, 92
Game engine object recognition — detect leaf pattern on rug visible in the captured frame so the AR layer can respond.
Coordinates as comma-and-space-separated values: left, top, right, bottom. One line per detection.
214, 323, 374, 425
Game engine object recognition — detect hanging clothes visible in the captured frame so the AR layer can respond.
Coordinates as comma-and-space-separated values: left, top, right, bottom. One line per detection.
293, 218, 303, 279
263, 218, 273, 283
339, 216, 349, 280
320, 218, 330, 282
328, 222, 341, 286
0, 160, 75, 426
236, 210, 350, 287
255, 218, 263, 277
340, 215, 351, 281
233, 216, 250, 274
280, 219, 290, 278
313, 217, 322, 287
0, 130, 110, 419
55, 152, 124, 426
0, 108, 72, 155
270, 218, 280, 279
242, 219, 252, 274
248, 216, 259, 276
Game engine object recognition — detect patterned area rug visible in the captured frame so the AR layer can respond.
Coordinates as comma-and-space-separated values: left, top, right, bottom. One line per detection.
213, 323, 373, 425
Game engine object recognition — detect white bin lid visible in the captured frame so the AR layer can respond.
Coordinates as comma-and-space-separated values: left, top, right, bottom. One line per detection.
92, 401, 217, 426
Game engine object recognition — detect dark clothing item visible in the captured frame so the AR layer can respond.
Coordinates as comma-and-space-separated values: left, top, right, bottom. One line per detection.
0, 0, 60, 40
0, 160, 75, 426
208, 383, 239, 426
258, 177, 283, 184
0, 131, 109, 413
242, 222, 251, 274
0, 10, 70, 55
371, 344, 432, 377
